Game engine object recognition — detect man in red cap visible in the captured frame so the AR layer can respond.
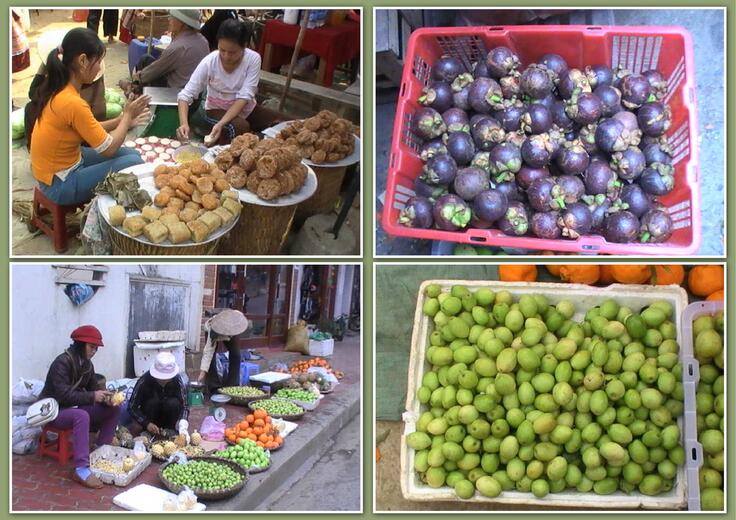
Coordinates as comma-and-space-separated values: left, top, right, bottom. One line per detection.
39, 325, 122, 489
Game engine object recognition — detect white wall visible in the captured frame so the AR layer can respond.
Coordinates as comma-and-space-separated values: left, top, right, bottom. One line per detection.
11, 264, 204, 381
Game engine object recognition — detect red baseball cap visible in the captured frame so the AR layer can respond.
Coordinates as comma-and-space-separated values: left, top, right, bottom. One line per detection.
71, 325, 104, 346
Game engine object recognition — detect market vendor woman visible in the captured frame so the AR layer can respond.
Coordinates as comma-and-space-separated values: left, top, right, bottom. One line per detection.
127, 352, 190, 442
39, 326, 121, 489
29, 28, 151, 206
176, 19, 281, 144
196, 309, 250, 392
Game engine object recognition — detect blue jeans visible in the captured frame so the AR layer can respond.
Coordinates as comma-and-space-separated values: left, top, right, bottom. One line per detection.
40, 146, 144, 205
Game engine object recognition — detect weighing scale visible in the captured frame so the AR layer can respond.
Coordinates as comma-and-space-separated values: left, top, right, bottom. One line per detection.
209, 394, 231, 422
187, 382, 205, 407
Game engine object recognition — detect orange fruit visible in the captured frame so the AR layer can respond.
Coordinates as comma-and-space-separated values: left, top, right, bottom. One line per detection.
688, 265, 724, 296
254, 409, 267, 420
558, 265, 600, 285
254, 418, 265, 427
245, 414, 255, 423
545, 265, 563, 277
706, 290, 724, 301
498, 265, 538, 282
599, 265, 615, 284
610, 265, 651, 284
238, 431, 247, 439
651, 265, 685, 286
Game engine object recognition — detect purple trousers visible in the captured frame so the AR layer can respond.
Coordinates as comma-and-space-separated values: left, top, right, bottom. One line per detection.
48, 403, 122, 467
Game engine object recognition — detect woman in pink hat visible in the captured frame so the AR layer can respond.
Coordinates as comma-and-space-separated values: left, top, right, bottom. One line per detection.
39, 325, 122, 489
127, 352, 190, 442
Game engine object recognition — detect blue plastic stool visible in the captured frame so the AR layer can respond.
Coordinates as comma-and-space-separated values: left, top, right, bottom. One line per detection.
240, 362, 260, 385
128, 38, 162, 74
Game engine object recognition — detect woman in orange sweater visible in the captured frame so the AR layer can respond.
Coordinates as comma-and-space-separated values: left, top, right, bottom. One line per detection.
29, 28, 151, 205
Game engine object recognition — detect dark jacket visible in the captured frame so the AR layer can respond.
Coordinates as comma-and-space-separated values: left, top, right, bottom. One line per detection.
127, 372, 189, 428
39, 348, 97, 407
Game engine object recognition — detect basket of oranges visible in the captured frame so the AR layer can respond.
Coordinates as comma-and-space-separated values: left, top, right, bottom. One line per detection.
224, 409, 284, 451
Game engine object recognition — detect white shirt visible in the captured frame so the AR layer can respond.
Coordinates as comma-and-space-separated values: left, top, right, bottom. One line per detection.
177, 49, 261, 119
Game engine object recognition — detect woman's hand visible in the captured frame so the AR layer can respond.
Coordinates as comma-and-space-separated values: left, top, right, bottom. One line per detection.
176, 124, 190, 142
146, 422, 161, 435
205, 123, 223, 146
132, 108, 151, 127
124, 94, 151, 120
94, 390, 112, 403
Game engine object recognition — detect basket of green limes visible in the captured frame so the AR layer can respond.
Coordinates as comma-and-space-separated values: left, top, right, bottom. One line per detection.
248, 398, 306, 421
158, 456, 248, 500
217, 386, 269, 406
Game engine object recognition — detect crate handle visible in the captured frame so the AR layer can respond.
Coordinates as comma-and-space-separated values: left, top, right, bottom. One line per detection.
487, 26, 504, 32
686, 439, 703, 466
400, 81, 408, 98
390, 152, 397, 170
469, 236, 488, 243
586, 26, 603, 31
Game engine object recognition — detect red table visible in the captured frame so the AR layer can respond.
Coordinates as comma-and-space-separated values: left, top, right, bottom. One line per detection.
259, 19, 360, 87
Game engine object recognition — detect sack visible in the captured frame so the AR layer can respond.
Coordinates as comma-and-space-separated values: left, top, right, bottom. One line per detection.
26, 398, 59, 428
285, 320, 309, 354
12, 378, 45, 404
13, 436, 39, 455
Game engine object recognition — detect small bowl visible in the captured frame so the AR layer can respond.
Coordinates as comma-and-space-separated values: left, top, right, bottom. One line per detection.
173, 144, 208, 164
211, 394, 231, 404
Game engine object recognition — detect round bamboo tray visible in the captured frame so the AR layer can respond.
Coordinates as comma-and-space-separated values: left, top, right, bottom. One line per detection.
218, 201, 296, 255
248, 399, 306, 421
217, 387, 269, 406
295, 164, 347, 221
109, 224, 221, 255
226, 437, 283, 452
158, 456, 248, 500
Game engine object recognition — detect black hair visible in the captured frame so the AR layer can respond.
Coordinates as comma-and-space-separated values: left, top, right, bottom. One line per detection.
70, 339, 87, 351
30, 28, 105, 133
94, 373, 107, 390
216, 18, 250, 48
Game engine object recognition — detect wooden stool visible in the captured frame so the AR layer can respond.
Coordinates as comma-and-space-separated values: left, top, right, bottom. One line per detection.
29, 187, 85, 253
38, 425, 73, 465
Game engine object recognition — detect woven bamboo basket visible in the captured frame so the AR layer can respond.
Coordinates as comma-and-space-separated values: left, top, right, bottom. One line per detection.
219, 202, 296, 255
295, 164, 346, 221
109, 226, 221, 256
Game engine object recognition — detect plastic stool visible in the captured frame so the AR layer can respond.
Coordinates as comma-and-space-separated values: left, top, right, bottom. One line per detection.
240, 362, 260, 385
29, 187, 85, 253
39, 425, 73, 465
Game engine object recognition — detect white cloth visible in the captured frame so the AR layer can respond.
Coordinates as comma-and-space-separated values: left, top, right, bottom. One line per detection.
177, 50, 261, 119
198, 318, 232, 373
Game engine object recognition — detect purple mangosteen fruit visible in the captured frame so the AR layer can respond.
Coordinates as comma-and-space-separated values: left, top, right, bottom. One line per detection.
421, 153, 458, 185
539, 53, 569, 83
551, 100, 575, 132
520, 64, 554, 99
412, 107, 447, 140
470, 215, 494, 229
639, 208, 673, 243
485, 46, 521, 78
637, 102, 672, 137
432, 55, 465, 83
565, 92, 603, 125
433, 194, 472, 231
473, 60, 491, 79
468, 77, 505, 114
577, 123, 599, 154
521, 133, 556, 167
585, 64, 614, 89
520, 104, 553, 134
471, 116, 506, 151
527, 177, 559, 212
414, 177, 448, 201
516, 165, 550, 190
582, 194, 613, 231
503, 130, 527, 149
642, 70, 668, 100
530, 211, 562, 239
473, 189, 509, 223
557, 69, 592, 100
488, 142, 522, 182
451, 73, 475, 109
638, 167, 674, 196
493, 180, 524, 202
453, 167, 490, 201
558, 203, 593, 239
419, 138, 448, 162
610, 146, 646, 181
498, 202, 529, 236
620, 74, 653, 109
595, 118, 638, 153
619, 184, 652, 218
470, 151, 491, 173
612, 110, 640, 132
419, 81, 454, 113
398, 196, 434, 228
442, 108, 471, 134
530, 92, 557, 110
603, 211, 640, 243
444, 131, 476, 166
642, 142, 673, 166
556, 140, 590, 175
497, 100, 526, 132
499, 71, 522, 99
612, 65, 632, 89
594, 85, 623, 117
557, 175, 586, 204
583, 161, 620, 197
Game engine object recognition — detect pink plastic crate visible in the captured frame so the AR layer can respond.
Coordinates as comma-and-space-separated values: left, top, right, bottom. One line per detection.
382, 25, 701, 255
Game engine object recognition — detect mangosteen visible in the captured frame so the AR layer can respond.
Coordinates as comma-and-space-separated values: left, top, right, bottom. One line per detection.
639, 209, 673, 243
503, 130, 527, 148
603, 211, 640, 243
470, 215, 494, 229
444, 132, 476, 166
642, 70, 668, 100
565, 92, 603, 125
419, 81, 454, 113
488, 142, 522, 182
414, 177, 448, 201
637, 102, 672, 137
398, 196, 434, 228
493, 180, 524, 202
540, 53, 569, 83
612, 65, 632, 89
442, 108, 471, 134
521, 134, 556, 168
620, 74, 653, 109
433, 194, 472, 231
556, 140, 590, 175
520, 104, 553, 134
583, 161, 619, 197
527, 177, 559, 212
558, 203, 593, 239
432, 55, 465, 83
620, 184, 652, 218
521, 64, 554, 99
453, 167, 490, 201
473, 60, 491, 79
473, 189, 509, 223
497, 100, 526, 132
550, 101, 574, 132
610, 146, 646, 181
468, 77, 505, 114
557, 175, 586, 204
499, 71, 522, 99
595, 118, 638, 153
516, 165, 550, 190
585, 64, 614, 89
470, 151, 491, 172
642, 142, 673, 166
498, 202, 529, 236
641, 134, 672, 150
485, 46, 521, 78
531, 92, 557, 111
421, 153, 458, 185
531, 211, 562, 239
594, 85, 623, 117
638, 167, 674, 196
557, 69, 592, 100
577, 123, 599, 154
412, 107, 447, 140
419, 138, 448, 162
582, 194, 613, 231
451, 73, 475, 110
471, 116, 506, 151
612, 111, 639, 132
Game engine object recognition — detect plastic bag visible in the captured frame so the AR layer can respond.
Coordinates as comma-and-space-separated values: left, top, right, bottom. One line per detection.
63, 283, 95, 306
133, 440, 147, 461
12, 378, 45, 404
307, 367, 339, 386
199, 415, 225, 441
12, 436, 39, 455
285, 320, 309, 354
177, 487, 199, 511
269, 362, 288, 372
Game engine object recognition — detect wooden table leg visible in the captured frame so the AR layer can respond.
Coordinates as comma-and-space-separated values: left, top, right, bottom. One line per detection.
317, 57, 328, 86
263, 43, 274, 72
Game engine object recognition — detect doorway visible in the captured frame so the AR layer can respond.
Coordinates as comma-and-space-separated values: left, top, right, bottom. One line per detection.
215, 265, 293, 348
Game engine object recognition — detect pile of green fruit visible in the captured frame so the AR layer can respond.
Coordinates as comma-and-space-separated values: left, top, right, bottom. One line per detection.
275, 388, 319, 402
215, 439, 270, 470
408, 283, 687, 501
220, 386, 267, 398
162, 460, 243, 491
692, 311, 724, 511
104, 88, 126, 119
251, 399, 304, 417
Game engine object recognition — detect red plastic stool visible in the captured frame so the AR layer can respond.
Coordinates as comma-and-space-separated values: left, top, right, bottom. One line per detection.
38, 425, 73, 465
29, 187, 85, 253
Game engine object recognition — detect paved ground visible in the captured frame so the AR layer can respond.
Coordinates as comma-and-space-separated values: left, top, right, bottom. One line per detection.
375, 9, 725, 256
12, 335, 361, 512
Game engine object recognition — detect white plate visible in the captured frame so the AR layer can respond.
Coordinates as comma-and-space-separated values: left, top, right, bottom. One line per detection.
262, 120, 361, 168
96, 163, 240, 248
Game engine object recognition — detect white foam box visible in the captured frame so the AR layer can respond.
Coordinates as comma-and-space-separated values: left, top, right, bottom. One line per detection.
138, 330, 186, 341
401, 280, 697, 510
308, 338, 334, 357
